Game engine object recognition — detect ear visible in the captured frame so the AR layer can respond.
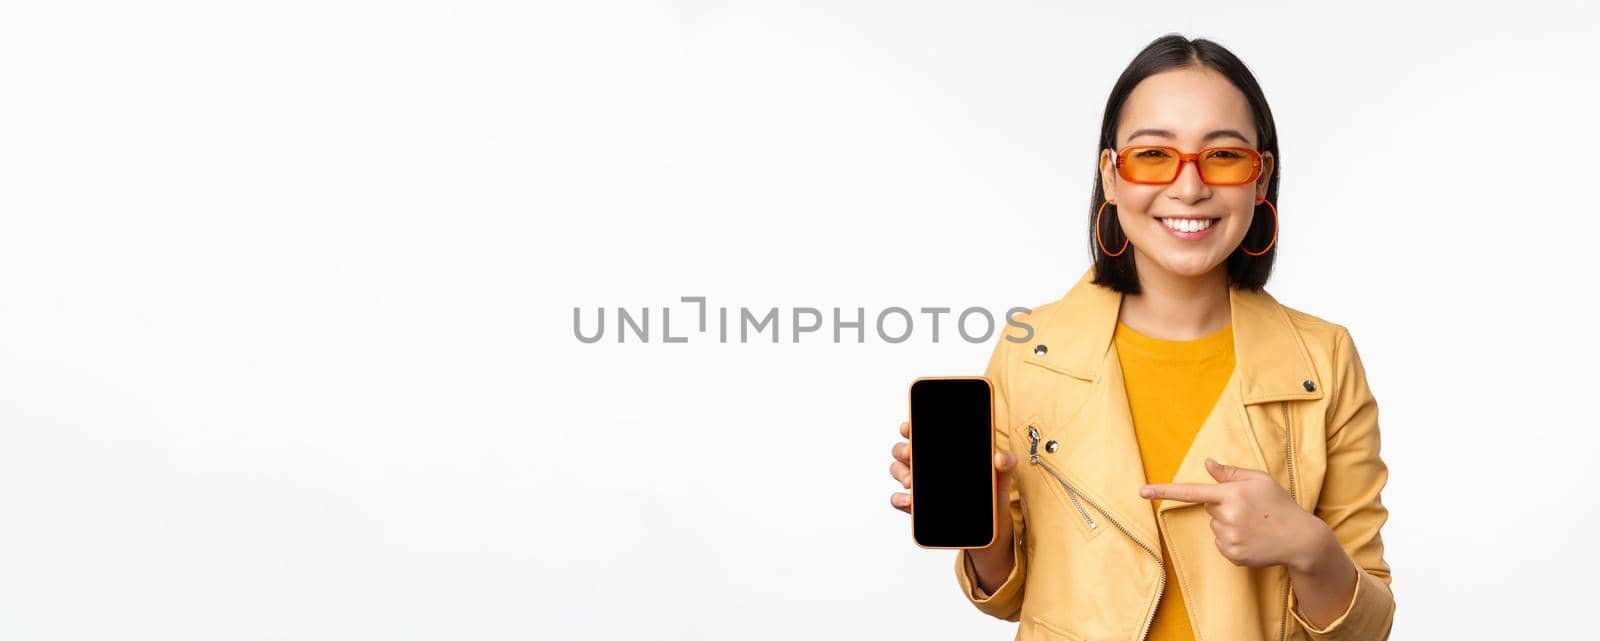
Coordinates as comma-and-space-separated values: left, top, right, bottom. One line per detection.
1100, 148, 1119, 202
1255, 151, 1275, 201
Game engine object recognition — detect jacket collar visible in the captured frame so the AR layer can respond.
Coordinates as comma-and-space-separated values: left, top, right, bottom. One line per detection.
1036, 266, 1324, 405
1023, 266, 1325, 548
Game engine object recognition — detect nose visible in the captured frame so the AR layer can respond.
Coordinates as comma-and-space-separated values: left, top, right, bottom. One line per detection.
1168, 157, 1210, 202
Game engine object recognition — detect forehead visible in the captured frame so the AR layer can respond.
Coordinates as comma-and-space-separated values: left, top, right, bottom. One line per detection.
1118, 67, 1256, 147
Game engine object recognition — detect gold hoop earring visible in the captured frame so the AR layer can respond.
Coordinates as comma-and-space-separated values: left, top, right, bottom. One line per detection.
1240, 198, 1278, 256
1096, 199, 1129, 257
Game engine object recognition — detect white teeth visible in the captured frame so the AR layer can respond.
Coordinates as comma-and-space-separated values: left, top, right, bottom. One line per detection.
1160, 218, 1215, 233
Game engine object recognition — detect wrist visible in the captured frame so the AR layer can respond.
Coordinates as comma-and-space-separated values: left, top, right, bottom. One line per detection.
1288, 515, 1340, 576
971, 530, 1016, 564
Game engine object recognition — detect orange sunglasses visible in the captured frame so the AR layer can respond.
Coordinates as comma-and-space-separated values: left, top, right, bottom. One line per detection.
1113, 146, 1263, 186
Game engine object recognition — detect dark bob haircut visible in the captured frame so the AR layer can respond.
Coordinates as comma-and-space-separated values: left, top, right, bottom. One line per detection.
1090, 34, 1280, 294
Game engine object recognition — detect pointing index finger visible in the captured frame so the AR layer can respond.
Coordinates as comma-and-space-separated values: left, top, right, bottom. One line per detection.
1141, 482, 1227, 504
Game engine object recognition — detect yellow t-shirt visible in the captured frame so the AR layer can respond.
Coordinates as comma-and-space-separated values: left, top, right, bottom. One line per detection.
1113, 320, 1236, 641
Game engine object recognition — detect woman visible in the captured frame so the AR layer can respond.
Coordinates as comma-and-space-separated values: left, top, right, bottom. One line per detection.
887, 35, 1394, 641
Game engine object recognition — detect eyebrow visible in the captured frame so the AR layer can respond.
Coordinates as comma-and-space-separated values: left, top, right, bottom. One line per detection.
1124, 128, 1254, 147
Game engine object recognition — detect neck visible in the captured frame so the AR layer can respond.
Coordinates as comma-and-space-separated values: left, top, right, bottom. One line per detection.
1119, 259, 1231, 341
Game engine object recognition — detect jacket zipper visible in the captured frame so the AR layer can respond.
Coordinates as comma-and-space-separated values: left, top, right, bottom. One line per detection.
1278, 401, 1298, 641
1027, 425, 1165, 641
1027, 426, 1096, 529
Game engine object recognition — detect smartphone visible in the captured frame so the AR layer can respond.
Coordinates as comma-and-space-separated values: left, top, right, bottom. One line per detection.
908, 376, 997, 549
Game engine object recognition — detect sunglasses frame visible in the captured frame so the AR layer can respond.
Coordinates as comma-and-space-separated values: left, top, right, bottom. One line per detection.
1112, 145, 1264, 186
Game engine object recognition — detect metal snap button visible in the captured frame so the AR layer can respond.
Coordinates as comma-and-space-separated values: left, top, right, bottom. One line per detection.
1033, 344, 1048, 356
1045, 440, 1058, 453
1302, 380, 1316, 392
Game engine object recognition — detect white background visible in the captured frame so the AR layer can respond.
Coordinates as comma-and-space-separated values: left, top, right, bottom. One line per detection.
2, 1, 1598, 639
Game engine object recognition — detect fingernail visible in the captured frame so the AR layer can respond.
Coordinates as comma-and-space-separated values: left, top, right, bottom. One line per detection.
1139, 487, 1153, 498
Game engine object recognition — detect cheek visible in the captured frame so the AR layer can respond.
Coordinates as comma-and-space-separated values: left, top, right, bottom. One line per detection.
1220, 196, 1262, 241
1109, 190, 1163, 233
1113, 187, 1163, 213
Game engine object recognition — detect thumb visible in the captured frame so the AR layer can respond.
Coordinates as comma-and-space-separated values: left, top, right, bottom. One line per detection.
1205, 457, 1262, 482
992, 450, 1017, 489
991, 451, 1018, 543
993, 451, 1015, 500
994, 451, 1016, 507
995, 450, 1017, 473
1205, 457, 1228, 481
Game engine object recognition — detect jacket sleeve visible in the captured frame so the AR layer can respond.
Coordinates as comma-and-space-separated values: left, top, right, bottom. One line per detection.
1288, 327, 1397, 640
952, 330, 1027, 621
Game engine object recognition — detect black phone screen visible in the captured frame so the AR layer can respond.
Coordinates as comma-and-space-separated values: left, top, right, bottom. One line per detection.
909, 377, 996, 549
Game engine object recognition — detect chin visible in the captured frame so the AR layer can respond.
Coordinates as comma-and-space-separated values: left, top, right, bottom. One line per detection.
1150, 254, 1225, 278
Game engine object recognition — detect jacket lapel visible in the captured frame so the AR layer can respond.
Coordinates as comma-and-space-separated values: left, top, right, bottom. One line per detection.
1157, 276, 1327, 516
1029, 267, 1328, 549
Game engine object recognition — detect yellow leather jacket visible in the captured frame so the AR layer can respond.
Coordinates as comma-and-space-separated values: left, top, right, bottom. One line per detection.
956, 266, 1395, 641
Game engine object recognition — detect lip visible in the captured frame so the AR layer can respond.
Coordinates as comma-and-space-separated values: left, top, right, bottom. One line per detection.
1155, 216, 1220, 241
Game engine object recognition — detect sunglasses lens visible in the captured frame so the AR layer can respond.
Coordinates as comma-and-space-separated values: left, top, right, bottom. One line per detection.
1120, 147, 1180, 182
1198, 149, 1257, 184
1119, 147, 1260, 184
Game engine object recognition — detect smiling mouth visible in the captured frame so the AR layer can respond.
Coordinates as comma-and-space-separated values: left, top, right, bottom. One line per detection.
1156, 217, 1220, 233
